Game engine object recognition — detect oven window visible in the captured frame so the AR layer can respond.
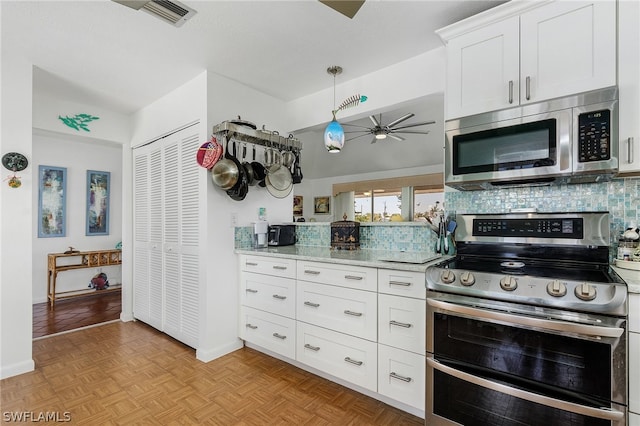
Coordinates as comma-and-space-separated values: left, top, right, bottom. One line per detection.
433, 313, 611, 403
453, 119, 557, 174
432, 369, 610, 426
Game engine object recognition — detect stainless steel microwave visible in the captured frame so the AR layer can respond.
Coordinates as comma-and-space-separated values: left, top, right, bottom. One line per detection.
445, 87, 619, 191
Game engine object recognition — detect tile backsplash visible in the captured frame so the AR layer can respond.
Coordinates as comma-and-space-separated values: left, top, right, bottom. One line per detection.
235, 178, 640, 253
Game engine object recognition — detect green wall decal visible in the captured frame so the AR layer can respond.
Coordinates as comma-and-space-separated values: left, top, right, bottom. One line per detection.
58, 114, 100, 132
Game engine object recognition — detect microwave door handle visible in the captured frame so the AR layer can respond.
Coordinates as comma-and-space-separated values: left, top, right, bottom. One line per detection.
427, 299, 624, 339
427, 358, 624, 422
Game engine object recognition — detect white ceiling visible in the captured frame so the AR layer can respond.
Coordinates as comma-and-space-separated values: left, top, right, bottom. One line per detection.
2, 0, 506, 178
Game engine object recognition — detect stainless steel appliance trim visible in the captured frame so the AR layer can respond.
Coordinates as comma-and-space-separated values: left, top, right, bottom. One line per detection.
427, 357, 624, 421
627, 137, 634, 164
427, 298, 624, 338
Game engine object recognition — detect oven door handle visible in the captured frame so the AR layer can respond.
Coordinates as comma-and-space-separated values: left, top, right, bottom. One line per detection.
428, 299, 624, 339
427, 358, 624, 421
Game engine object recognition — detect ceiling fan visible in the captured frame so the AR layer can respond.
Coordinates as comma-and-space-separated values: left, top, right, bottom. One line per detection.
319, 0, 365, 19
343, 113, 435, 144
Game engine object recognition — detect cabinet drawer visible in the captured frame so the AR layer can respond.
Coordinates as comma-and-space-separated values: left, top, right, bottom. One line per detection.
378, 269, 426, 299
378, 294, 425, 354
297, 260, 376, 292
631, 332, 640, 415
240, 255, 296, 279
378, 344, 425, 411
240, 306, 296, 359
296, 322, 377, 392
630, 293, 640, 333
241, 272, 296, 318
297, 281, 377, 341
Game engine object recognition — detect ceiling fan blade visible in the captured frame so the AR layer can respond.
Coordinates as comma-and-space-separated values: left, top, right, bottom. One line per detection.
370, 136, 378, 144
390, 130, 431, 135
388, 134, 405, 142
319, 0, 365, 19
345, 133, 374, 142
369, 114, 381, 128
391, 120, 436, 130
341, 122, 373, 129
385, 113, 415, 129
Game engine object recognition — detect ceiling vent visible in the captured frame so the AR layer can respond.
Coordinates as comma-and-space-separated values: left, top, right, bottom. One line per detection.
113, 0, 197, 27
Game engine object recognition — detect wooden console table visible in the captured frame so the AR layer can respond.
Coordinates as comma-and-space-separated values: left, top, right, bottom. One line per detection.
47, 249, 122, 307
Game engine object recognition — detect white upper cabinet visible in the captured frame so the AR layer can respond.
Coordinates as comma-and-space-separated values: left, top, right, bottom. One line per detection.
440, 1, 617, 119
618, 0, 640, 174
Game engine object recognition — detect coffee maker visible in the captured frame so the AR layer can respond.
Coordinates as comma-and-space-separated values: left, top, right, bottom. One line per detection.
253, 221, 269, 248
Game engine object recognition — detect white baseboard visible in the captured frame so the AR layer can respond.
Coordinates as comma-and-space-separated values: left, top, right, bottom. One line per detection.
196, 340, 243, 363
0, 359, 35, 379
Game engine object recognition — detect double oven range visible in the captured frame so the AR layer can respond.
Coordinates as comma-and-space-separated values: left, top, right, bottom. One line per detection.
425, 211, 628, 426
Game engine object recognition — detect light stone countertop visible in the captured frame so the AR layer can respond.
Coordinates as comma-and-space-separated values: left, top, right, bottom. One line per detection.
235, 245, 447, 273
611, 263, 640, 294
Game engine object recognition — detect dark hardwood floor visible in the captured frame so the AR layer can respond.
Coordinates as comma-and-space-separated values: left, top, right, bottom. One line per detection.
32, 290, 122, 338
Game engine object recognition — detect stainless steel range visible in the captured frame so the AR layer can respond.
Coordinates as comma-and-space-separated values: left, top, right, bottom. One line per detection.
425, 211, 628, 426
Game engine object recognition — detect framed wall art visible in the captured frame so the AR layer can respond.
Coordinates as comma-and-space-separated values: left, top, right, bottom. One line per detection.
314, 196, 331, 215
38, 165, 67, 238
86, 170, 110, 236
293, 195, 303, 216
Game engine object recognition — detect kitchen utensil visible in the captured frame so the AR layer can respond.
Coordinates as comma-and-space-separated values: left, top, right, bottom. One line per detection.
229, 116, 256, 129
281, 134, 295, 169
292, 148, 303, 184
435, 218, 442, 254
196, 138, 221, 169
266, 162, 292, 191
211, 136, 240, 190
265, 173, 293, 198
241, 143, 256, 186
443, 220, 449, 254
226, 141, 248, 201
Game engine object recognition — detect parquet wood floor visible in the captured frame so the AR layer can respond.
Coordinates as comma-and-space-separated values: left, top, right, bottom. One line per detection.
3, 321, 423, 425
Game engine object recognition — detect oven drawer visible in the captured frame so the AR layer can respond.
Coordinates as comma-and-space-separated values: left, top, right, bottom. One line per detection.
297, 260, 377, 292
297, 281, 377, 341
240, 306, 296, 359
240, 255, 296, 279
296, 322, 377, 392
378, 344, 425, 411
427, 356, 626, 426
240, 271, 296, 318
378, 269, 426, 299
378, 294, 425, 354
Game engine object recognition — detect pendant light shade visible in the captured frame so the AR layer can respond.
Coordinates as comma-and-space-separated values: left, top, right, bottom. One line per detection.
324, 117, 345, 153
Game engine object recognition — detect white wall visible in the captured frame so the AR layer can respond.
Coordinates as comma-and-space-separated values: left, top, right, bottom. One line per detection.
31, 131, 123, 303
1, 54, 35, 378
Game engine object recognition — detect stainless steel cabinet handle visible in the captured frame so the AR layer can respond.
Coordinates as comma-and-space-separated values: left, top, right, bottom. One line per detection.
273, 265, 287, 270
525, 76, 531, 100
508, 80, 513, 104
246, 288, 258, 293
390, 372, 412, 383
427, 358, 623, 421
272, 294, 286, 300
344, 310, 363, 317
304, 270, 320, 275
272, 333, 286, 340
389, 280, 411, 287
344, 275, 363, 280
390, 320, 412, 328
627, 137, 634, 164
304, 301, 320, 308
246, 324, 257, 329
246, 262, 258, 266
304, 343, 320, 351
344, 357, 363, 366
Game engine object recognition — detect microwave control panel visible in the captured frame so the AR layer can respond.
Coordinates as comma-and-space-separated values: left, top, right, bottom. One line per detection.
577, 109, 611, 162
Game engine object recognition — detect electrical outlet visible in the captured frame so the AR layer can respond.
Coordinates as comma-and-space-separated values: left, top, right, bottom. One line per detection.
230, 212, 238, 227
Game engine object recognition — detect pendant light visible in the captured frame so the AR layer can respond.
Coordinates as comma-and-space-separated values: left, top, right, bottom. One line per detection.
324, 66, 345, 153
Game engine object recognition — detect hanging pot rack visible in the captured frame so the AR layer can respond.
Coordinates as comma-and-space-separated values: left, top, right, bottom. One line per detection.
212, 121, 302, 151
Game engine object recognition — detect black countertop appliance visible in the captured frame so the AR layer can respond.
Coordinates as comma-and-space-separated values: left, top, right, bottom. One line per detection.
268, 224, 296, 246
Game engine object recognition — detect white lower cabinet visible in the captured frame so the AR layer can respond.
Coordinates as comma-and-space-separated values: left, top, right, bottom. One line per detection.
378, 344, 425, 411
378, 293, 425, 355
297, 280, 377, 341
240, 306, 296, 359
630, 293, 640, 418
296, 321, 377, 392
240, 271, 296, 318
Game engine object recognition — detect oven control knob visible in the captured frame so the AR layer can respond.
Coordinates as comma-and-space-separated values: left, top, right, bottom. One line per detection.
574, 283, 597, 301
500, 276, 517, 291
440, 270, 456, 284
546, 280, 567, 297
460, 271, 475, 286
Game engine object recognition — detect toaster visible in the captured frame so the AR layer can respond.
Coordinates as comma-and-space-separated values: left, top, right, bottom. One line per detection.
268, 224, 296, 246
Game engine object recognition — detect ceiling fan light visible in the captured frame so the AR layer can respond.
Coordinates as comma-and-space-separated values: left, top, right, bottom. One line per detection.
324, 119, 345, 153
374, 132, 387, 140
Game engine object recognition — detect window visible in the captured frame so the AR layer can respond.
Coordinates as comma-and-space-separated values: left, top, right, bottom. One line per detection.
354, 188, 403, 222
414, 186, 444, 222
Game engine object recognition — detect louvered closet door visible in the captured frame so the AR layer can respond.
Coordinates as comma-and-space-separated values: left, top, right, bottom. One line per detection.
161, 128, 200, 348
